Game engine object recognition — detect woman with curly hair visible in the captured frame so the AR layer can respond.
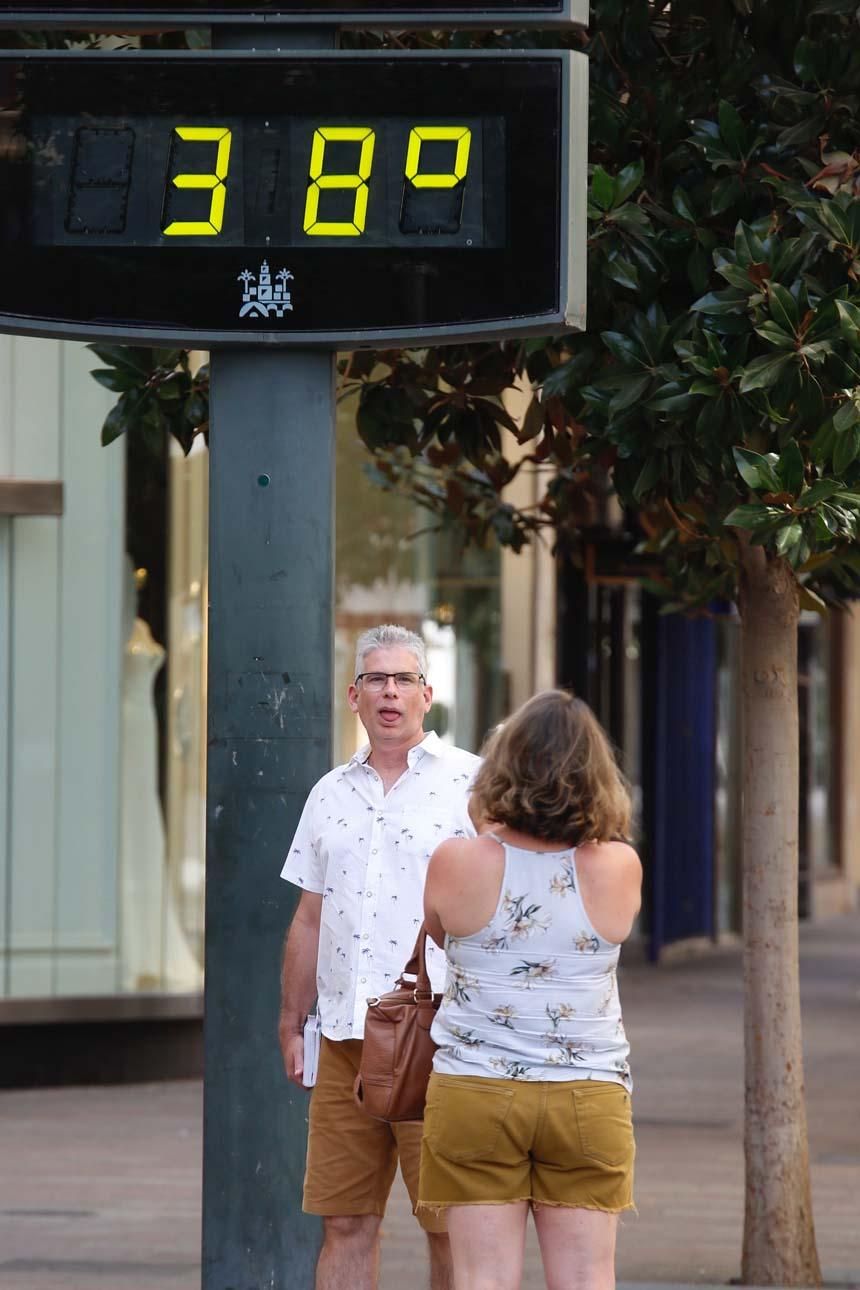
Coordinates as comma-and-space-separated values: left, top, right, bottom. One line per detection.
419, 690, 641, 1290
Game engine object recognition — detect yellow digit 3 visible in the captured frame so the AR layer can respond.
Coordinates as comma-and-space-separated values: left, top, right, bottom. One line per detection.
162, 126, 232, 237
303, 127, 376, 237
405, 125, 471, 189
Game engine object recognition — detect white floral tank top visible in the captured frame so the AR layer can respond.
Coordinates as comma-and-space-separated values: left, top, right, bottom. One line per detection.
431, 840, 632, 1088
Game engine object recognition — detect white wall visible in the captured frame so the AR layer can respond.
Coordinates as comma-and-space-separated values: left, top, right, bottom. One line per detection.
0, 337, 124, 998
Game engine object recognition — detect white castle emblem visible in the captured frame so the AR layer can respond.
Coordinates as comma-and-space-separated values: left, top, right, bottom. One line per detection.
238, 260, 294, 318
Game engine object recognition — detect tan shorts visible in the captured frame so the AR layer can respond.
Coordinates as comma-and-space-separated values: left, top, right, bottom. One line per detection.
303, 1037, 446, 1233
419, 1073, 635, 1213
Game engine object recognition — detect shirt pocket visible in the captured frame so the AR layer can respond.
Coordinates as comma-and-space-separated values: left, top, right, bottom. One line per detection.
394, 811, 464, 867
425, 1077, 515, 1163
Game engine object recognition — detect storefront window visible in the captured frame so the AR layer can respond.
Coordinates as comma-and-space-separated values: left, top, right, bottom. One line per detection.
1, 349, 506, 1004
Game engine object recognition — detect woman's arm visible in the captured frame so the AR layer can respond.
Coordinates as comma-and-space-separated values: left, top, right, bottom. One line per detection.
575, 840, 642, 944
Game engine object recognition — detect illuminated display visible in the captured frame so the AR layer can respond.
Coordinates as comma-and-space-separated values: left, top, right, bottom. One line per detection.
0, 51, 586, 345
32, 114, 498, 248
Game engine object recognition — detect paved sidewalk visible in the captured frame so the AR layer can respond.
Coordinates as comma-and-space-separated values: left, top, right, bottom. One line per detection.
1, 914, 858, 1290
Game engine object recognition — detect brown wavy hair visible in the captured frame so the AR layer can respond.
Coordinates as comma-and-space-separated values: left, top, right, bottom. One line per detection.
470, 690, 632, 845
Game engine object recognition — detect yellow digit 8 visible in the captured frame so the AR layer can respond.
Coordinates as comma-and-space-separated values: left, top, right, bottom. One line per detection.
303, 127, 375, 237
163, 126, 232, 237
405, 126, 471, 189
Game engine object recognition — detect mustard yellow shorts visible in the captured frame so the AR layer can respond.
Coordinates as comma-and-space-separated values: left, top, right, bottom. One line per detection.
418, 1073, 635, 1213
303, 1037, 446, 1233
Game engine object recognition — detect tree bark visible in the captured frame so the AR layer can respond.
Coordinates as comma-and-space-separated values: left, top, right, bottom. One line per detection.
738, 543, 821, 1286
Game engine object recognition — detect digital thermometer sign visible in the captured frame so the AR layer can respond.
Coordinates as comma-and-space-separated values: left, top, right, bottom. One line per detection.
0, 51, 586, 345
33, 114, 501, 249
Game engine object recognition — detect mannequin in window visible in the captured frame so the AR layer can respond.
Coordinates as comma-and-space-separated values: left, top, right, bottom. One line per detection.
120, 564, 203, 993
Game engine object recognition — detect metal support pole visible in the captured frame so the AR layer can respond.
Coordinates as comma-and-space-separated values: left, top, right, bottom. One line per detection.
203, 348, 334, 1289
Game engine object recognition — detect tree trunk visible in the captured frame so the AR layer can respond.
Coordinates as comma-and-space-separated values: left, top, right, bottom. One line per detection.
738, 544, 821, 1286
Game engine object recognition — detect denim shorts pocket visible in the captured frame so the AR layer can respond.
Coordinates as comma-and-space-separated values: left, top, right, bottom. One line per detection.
573, 1083, 633, 1168
425, 1078, 515, 1163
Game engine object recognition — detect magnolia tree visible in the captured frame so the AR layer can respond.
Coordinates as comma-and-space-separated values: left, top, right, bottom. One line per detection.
91, 1, 859, 1282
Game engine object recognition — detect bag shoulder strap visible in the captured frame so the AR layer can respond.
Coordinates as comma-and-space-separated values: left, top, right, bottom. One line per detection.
396, 923, 433, 995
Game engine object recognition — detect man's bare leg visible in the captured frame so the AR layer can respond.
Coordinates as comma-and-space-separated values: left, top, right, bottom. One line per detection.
427, 1230, 455, 1290
316, 1214, 382, 1290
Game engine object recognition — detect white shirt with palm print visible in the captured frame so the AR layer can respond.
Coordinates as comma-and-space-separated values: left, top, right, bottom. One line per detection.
281, 730, 479, 1040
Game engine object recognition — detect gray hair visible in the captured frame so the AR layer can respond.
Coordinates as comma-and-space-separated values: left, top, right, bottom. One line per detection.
354, 624, 428, 681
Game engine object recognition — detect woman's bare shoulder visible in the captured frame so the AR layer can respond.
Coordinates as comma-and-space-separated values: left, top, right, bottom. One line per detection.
429, 833, 503, 872
575, 840, 642, 883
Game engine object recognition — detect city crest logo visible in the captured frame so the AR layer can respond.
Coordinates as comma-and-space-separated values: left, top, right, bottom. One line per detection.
237, 260, 294, 319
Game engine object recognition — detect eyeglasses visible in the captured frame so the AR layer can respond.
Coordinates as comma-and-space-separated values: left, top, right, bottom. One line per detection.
354, 672, 426, 691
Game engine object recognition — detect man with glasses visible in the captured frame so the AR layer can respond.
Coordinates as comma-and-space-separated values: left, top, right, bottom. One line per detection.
279, 623, 479, 1290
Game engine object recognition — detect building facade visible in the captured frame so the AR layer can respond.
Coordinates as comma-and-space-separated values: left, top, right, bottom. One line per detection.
1, 335, 857, 1079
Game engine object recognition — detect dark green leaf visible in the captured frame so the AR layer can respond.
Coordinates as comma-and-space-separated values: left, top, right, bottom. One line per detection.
591, 166, 616, 212
734, 222, 767, 267
600, 331, 644, 367
718, 100, 746, 155
153, 349, 183, 371
754, 322, 796, 349
90, 367, 141, 393
811, 420, 837, 466
517, 396, 545, 443
776, 113, 828, 149
776, 440, 804, 496
691, 288, 748, 316
775, 522, 803, 557
100, 400, 128, 447
710, 175, 744, 216
724, 502, 783, 530
738, 352, 794, 393
733, 446, 782, 493
816, 198, 854, 245
687, 245, 710, 295
647, 391, 696, 413
87, 344, 153, 375
836, 300, 860, 348
608, 374, 653, 413
793, 35, 824, 83
184, 393, 208, 426
614, 159, 644, 204
834, 424, 860, 475
633, 455, 663, 501
602, 254, 640, 292
767, 282, 799, 333
672, 187, 696, 223
833, 400, 860, 434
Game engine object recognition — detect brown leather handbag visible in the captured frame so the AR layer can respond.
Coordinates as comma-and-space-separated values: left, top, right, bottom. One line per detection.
354, 925, 442, 1122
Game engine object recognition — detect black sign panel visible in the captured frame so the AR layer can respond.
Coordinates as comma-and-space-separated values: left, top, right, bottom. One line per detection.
0, 1, 588, 28
0, 51, 586, 345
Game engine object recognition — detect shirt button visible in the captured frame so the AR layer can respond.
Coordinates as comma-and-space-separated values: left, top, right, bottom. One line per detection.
363, 933, 369, 940
371, 849, 378, 855
360, 977, 366, 983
